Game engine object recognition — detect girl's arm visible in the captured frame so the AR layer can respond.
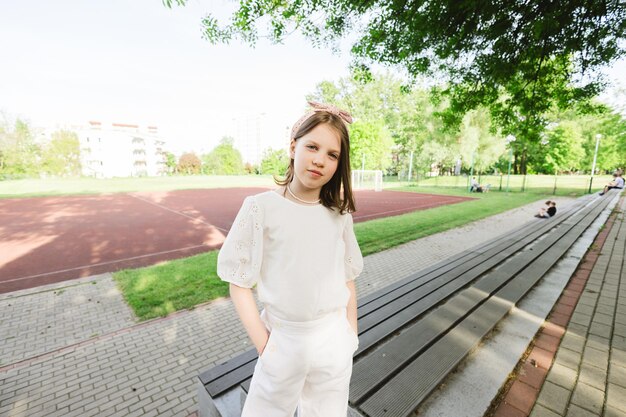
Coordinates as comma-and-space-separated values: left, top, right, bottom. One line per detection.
229, 283, 270, 355
346, 280, 358, 333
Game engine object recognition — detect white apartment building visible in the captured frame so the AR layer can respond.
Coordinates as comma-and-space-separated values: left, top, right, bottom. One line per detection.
230, 114, 266, 165
78, 121, 166, 178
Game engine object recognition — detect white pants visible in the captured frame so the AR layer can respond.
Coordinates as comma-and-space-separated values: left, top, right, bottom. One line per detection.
241, 308, 359, 417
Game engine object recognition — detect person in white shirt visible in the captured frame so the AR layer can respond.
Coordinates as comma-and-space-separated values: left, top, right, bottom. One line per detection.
599, 172, 625, 196
470, 176, 483, 193
217, 102, 363, 417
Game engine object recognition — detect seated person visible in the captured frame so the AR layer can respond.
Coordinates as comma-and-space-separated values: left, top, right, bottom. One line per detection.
470, 176, 483, 193
535, 200, 557, 218
599, 173, 625, 196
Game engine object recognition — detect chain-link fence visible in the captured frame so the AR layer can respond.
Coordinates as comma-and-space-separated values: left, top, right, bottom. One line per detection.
388, 174, 615, 195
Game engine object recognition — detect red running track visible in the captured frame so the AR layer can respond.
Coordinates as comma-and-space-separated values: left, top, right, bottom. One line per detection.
0, 188, 472, 293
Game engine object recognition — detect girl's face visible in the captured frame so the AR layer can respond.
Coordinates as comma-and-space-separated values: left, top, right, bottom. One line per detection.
290, 123, 342, 194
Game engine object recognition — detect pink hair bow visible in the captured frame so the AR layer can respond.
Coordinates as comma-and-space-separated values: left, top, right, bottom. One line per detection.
290, 101, 353, 139
307, 101, 353, 124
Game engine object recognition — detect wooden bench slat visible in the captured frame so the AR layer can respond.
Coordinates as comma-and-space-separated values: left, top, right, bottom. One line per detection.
198, 348, 258, 386
205, 357, 259, 397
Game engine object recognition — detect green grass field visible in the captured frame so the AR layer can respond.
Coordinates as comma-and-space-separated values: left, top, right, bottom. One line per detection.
0, 175, 276, 198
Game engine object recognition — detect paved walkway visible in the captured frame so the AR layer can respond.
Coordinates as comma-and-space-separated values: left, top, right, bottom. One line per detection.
491, 195, 626, 417
0, 195, 612, 417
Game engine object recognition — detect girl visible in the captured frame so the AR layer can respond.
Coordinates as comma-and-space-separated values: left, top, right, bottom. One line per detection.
217, 101, 363, 417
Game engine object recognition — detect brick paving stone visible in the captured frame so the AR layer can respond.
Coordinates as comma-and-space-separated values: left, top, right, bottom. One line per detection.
554, 303, 576, 317
565, 323, 589, 338
0, 274, 137, 366
519, 361, 548, 390
581, 346, 609, 370
606, 383, 626, 413
543, 322, 567, 339
570, 382, 605, 414
528, 347, 556, 370
605, 406, 626, 417
507, 381, 538, 415
615, 323, 626, 337
560, 295, 579, 307
608, 364, 626, 388
578, 363, 607, 390
530, 403, 563, 417
574, 298, 595, 316
592, 312, 614, 326
578, 295, 598, 308
595, 304, 615, 316
534, 333, 561, 353
569, 312, 592, 327
494, 403, 527, 417
559, 332, 585, 353
611, 347, 626, 367
545, 363, 577, 391
565, 403, 599, 417
551, 313, 571, 327
536, 381, 571, 415
585, 334, 610, 352
567, 283, 585, 293
553, 347, 582, 371
613, 335, 626, 350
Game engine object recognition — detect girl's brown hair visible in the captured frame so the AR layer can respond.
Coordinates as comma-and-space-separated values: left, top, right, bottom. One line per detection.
275, 112, 356, 214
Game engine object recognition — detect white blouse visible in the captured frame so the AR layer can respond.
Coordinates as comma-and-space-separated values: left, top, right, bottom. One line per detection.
217, 190, 364, 321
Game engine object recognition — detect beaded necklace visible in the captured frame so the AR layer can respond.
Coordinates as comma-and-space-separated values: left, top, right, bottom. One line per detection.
286, 184, 321, 205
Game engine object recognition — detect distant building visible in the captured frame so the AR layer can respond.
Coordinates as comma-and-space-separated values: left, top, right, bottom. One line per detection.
77, 121, 166, 178
230, 114, 266, 165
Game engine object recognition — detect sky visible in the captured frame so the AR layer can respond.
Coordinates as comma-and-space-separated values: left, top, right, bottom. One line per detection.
0, 0, 355, 156
1, 0, 625, 157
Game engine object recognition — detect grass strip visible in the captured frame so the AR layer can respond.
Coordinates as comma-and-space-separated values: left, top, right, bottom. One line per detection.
114, 251, 228, 320
0, 174, 609, 198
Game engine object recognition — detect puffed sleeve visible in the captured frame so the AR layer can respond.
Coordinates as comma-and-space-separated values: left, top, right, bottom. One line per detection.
217, 196, 263, 288
343, 213, 363, 281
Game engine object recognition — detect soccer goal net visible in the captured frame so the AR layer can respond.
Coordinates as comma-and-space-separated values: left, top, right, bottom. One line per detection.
352, 169, 384, 191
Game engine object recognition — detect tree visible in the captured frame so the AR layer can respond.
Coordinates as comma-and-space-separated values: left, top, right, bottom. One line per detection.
165, 0, 626, 132
163, 151, 177, 174
348, 120, 393, 171
573, 105, 626, 173
530, 122, 585, 173
41, 130, 81, 177
309, 72, 433, 175
0, 118, 40, 178
260, 148, 289, 176
202, 137, 245, 175
457, 109, 506, 173
177, 152, 202, 175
